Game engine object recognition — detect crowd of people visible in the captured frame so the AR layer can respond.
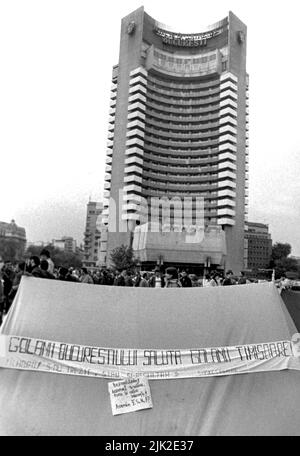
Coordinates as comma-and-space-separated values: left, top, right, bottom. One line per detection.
0, 248, 292, 325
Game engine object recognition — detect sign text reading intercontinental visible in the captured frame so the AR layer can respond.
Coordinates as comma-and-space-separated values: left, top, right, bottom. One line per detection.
154, 27, 224, 47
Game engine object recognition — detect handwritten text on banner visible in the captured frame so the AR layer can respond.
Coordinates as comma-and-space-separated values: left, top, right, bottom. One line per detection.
0, 334, 300, 380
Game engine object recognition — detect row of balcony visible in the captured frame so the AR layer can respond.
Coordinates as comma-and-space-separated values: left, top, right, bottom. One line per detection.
122, 212, 231, 222
124, 142, 238, 159
147, 74, 220, 91
139, 167, 236, 183
146, 86, 237, 106
145, 108, 220, 124
141, 179, 223, 192
126, 119, 237, 139
146, 91, 220, 108
143, 135, 220, 149
142, 152, 218, 166
146, 82, 221, 99
141, 151, 235, 170
142, 161, 219, 174
122, 197, 235, 214
145, 116, 220, 132
142, 171, 220, 184
143, 125, 220, 141
146, 100, 221, 116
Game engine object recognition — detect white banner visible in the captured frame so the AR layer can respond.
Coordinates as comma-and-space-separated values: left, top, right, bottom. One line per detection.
0, 334, 300, 380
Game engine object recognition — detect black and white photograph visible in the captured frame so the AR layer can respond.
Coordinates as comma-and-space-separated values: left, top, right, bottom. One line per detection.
0, 0, 300, 438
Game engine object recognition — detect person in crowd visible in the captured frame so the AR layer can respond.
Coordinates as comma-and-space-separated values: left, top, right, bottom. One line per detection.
40, 260, 55, 279
40, 249, 55, 274
56, 267, 77, 282
114, 270, 125, 286
218, 272, 225, 286
281, 276, 291, 289
72, 269, 81, 281
29, 256, 44, 278
208, 272, 220, 287
97, 269, 107, 285
238, 271, 247, 285
149, 267, 165, 288
69, 268, 80, 282
2, 263, 14, 314
8, 262, 26, 303
202, 273, 211, 287
52, 268, 60, 279
80, 268, 94, 284
222, 270, 235, 286
58, 267, 69, 281
179, 270, 192, 287
276, 274, 291, 291
124, 270, 134, 287
164, 267, 182, 288
190, 275, 199, 287
66, 268, 79, 282
134, 271, 142, 287
139, 273, 149, 287
24, 258, 33, 273
0, 266, 5, 325
91, 270, 101, 285
105, 269, 115, 286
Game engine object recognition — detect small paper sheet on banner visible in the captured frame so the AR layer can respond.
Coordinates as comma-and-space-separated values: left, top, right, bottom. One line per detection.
108, 376, 153, 416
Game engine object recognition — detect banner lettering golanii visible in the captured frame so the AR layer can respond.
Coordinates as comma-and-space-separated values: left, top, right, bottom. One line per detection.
0, 335, 300, 380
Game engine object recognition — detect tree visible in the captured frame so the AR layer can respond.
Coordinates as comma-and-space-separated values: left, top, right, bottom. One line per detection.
110, 244, 137, 271
269, 242, 299, 279
271, 243, 291, 261
25, 245, 42, 258
273, 257, 298, 279
0, 238, 25, 262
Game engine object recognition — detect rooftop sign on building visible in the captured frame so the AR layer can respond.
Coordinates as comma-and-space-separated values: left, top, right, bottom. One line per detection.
154, 26, 224, 47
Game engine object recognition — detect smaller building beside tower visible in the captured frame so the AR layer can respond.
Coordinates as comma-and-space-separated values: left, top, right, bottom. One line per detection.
0, 220, 27, 261
83, 201, 103, 268
51, 237, 77, 254
244, 221, 272, 271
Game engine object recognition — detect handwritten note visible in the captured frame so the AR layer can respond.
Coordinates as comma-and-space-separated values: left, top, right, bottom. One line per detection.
108, 376, 153, 415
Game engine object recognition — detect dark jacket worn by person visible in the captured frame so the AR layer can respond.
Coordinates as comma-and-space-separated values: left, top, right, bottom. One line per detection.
180, 276, 192, 287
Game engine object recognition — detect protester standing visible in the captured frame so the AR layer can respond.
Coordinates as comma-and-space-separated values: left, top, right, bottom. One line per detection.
179, 270, 192, 287
0, 269, 4, 326
114, 270, 125, 286
40, 260, 55, 279
164, 267, 182, 288
238, 271, 247, 285
149, 267, 165, 288
202, 273, 211, 287
222, 270, 235, 286
124, 270, 133, 287
208, 272, 220, 287
80, 268, 94, 284
139, 273, 149, 287
40, 249, 55, 274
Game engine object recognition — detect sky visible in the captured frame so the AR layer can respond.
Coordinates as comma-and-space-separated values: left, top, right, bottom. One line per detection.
0, 0, 300, 254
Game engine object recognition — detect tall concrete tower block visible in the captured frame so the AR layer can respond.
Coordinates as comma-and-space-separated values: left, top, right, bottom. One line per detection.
100, 8, 248, 274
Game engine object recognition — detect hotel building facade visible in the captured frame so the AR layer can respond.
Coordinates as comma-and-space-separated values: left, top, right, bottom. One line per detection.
100, 7, 249, 273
